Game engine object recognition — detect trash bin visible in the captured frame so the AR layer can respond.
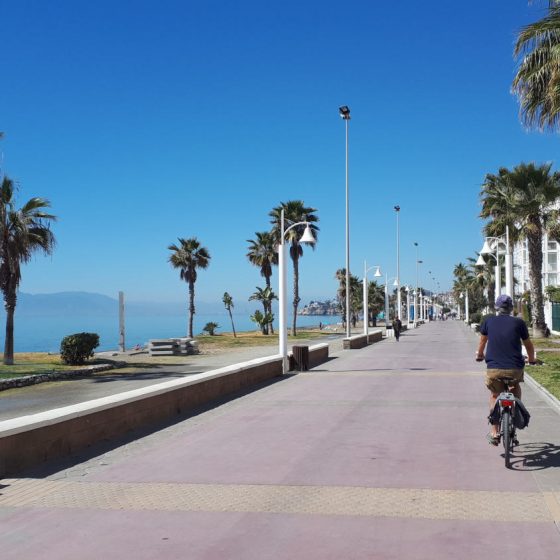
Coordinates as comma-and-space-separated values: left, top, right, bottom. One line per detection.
292, 345, 309, 371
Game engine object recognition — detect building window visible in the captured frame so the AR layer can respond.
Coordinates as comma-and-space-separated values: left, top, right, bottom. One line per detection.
548, 273, 558, 286
548, 252, 557, 272
548, 241, 558, 251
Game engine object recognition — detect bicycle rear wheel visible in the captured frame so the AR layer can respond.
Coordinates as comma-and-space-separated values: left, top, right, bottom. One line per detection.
502, 410, 512, 468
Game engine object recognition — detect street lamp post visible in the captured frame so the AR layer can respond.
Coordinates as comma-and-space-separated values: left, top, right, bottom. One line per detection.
278, 209, 316, 373
339, 105, 351, 338
405, 286, 411, 323
460, 291, 469, 323
363, 261, 382, 337
394, 205, 401, 320
414, 242, 419, 325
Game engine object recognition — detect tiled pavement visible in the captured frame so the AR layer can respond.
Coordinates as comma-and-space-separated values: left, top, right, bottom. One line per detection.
1, 321, 559, 559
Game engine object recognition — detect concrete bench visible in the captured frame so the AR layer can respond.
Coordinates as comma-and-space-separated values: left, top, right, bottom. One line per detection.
343, 330, 383, 349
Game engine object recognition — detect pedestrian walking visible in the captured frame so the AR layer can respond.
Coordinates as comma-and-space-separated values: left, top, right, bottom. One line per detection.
392, 317, 402, 341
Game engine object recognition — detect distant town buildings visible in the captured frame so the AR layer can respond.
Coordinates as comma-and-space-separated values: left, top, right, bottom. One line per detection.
298, 300, 339, 316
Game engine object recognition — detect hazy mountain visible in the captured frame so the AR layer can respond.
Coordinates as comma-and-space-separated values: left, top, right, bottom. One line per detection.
0, 292, 252, 317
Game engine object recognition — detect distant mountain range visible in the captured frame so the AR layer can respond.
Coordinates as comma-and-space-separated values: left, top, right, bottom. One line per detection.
0, 292, 231, 317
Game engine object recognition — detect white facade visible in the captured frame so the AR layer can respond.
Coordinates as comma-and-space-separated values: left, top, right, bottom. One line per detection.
512, 233, 559, 330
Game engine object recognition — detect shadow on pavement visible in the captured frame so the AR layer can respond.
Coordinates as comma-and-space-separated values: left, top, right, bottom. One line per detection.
15, 375, 291, 480
509, 442, 560, 471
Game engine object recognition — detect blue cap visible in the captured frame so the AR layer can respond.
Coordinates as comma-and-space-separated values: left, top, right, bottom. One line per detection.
495, 294, 513, 309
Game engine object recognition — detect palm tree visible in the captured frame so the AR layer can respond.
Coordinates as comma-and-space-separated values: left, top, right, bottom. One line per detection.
168, 237, 211, 338
270, 201, 319, 335
367, 280, 385, 327
246, 231, 277, 333
480, 162, 560, 336
335, 268, 363, 327
513, 3, 560, 130
222, 292, 236, 337
0, 176, 56, 365
249, 286, 277, 335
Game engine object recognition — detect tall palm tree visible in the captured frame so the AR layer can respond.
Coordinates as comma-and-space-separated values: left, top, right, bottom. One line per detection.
168, 237, 211, 338
513, 2, 560, 130
0, 176, 56, 365
222, 292, 236, 337
270, 201, 319, 335
246, 231, 277, 333
481, 163, 560, 336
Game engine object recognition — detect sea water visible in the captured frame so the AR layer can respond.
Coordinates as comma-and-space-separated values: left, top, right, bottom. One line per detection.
0, 313, 341, 353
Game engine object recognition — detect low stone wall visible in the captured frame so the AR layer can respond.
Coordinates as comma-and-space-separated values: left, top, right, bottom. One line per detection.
0, 363, 122, 392
343, 330, 383, 349
0, 343, 329, 477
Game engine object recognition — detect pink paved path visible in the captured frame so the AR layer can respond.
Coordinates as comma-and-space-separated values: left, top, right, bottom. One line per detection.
1, 321, 559, 559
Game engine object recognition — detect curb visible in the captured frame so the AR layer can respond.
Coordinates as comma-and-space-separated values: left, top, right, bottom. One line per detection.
524, 373, 560, 416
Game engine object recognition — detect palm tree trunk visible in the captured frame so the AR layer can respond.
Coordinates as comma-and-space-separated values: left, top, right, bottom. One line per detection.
527, 219, 548, 337
228, 309, 236, 337
3, 288, 16, 365
291, 252, 300, 336
188, 281, 195, 338
265, 274, 274, 334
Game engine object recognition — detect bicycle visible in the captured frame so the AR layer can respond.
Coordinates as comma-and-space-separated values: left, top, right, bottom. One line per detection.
495, 377, 518, 469
476, 356, 537, 468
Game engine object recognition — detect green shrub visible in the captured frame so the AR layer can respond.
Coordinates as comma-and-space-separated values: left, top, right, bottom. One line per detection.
60, 332, 100, 365
469, 312, 482, 325
202, 322, 220, 336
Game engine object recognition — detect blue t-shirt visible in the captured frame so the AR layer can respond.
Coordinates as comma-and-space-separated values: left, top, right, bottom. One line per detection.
479, 314, 529, 369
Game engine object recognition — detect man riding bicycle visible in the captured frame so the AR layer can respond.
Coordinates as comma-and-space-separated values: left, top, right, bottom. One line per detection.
475, 294, 536, 446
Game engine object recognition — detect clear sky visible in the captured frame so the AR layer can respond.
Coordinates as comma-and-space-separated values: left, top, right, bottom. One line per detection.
1, 1, 558, 307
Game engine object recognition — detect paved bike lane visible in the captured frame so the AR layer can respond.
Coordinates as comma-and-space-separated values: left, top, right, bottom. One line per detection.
1, 321, 559, 559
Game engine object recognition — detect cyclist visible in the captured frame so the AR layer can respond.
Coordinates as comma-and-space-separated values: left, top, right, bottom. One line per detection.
475, 294, 536, 445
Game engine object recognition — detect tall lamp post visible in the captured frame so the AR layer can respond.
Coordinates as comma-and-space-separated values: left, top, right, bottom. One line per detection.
414, 242, 419, 324
339, 105, 351, 338
405, 286, 411, 323
394, 205, 401, 320
278, 209, 316, 373
363, 261, 382, 337
460, 291, 470, 323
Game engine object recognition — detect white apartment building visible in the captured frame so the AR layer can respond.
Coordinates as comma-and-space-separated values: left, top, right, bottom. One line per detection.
512, 233, 559, 331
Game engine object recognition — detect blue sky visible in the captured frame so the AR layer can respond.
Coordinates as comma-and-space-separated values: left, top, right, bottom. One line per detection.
1, 0, 558, 308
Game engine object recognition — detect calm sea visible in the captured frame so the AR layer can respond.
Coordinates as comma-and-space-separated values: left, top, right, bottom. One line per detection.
0, 313, 341, 353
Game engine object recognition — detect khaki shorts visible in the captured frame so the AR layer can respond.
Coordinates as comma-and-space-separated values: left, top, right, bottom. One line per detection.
485, 368, 524, 394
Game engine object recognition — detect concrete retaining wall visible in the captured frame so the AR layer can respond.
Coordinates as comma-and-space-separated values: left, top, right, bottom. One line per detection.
0, 343, 329, 477
343, 330, 383, 349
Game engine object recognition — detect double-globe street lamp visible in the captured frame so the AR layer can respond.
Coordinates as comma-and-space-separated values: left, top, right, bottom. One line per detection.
339, 105, 351, 338
476, 226, 513, 297
278, 208, 316, 373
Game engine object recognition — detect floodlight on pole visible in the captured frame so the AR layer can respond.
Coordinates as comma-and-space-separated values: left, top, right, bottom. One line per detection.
339, 105, 351, 338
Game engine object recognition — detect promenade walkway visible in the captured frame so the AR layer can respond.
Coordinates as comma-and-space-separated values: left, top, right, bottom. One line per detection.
1, 321, 559, 559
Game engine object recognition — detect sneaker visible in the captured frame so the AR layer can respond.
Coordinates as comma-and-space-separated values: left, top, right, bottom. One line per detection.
487, 433, 500, 446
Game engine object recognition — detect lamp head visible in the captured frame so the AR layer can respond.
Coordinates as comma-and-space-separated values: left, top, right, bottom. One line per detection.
475, 254, 486, 266
338, 105, 351, 120
480, 239, 493, 255
299, 224, 316, 244
374, 266, 382, 277
394, 205, 400, 212
393, 278, 399, 287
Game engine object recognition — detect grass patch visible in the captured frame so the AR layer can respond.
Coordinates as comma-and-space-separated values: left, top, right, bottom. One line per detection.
530, 336, 560, 349
0, 352, 107, 379
527, 351, 560, 400
197, 330, 334, 351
